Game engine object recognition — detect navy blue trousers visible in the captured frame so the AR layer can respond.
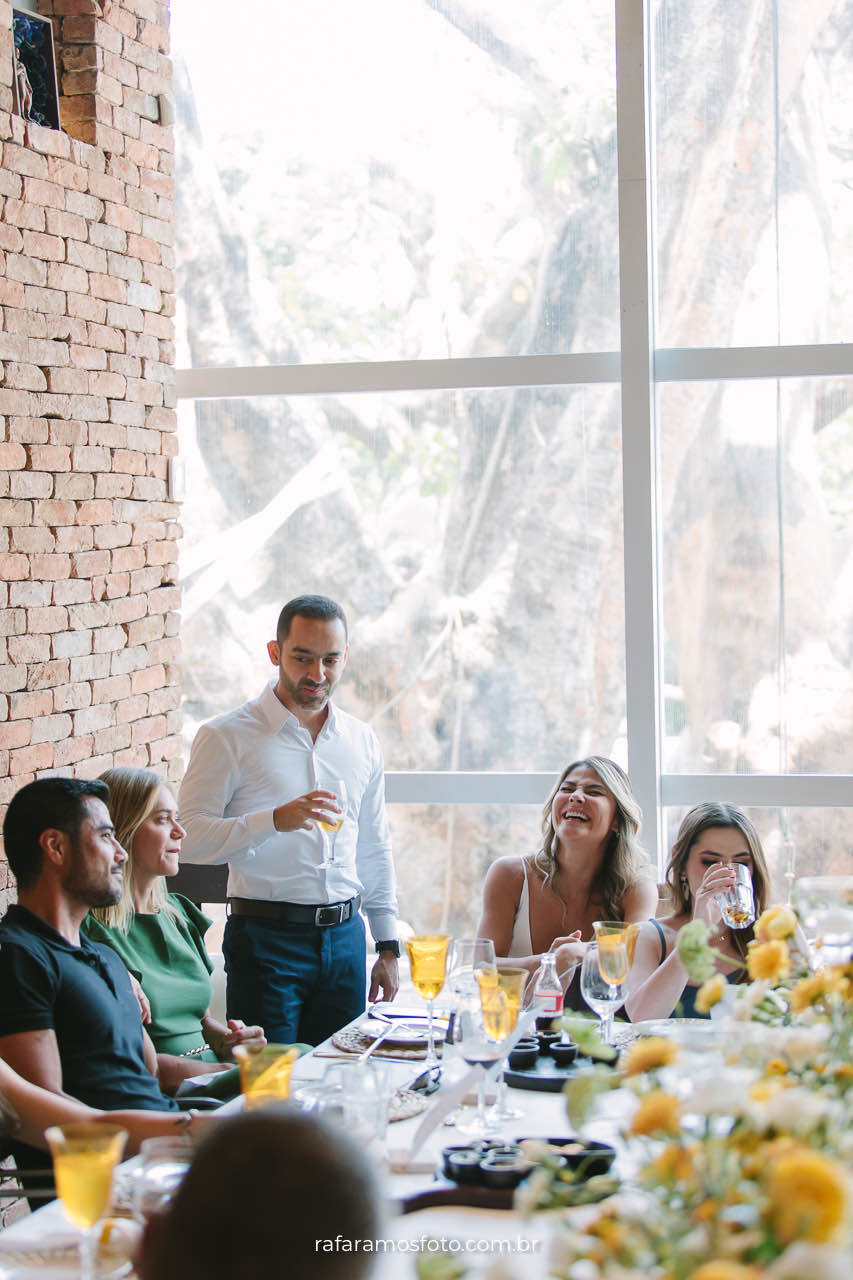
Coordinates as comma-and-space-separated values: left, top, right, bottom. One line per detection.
223, 911, 367, 1045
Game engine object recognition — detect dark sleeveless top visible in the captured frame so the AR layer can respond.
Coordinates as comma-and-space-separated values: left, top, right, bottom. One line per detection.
647, 917, 737, 1019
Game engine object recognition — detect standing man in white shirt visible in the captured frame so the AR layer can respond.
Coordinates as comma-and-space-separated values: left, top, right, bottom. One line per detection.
178, 595, 400, 1045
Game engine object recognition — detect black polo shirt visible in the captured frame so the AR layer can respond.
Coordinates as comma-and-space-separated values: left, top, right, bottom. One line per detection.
0, 904, 178, 1114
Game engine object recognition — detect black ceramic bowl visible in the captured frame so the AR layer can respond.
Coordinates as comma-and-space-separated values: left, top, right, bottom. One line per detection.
536, 1030, 561, 1055
508, 1043, 539, 1070
479, 1151, 534, 1189
550, 1040, 578, 1067
517, 1137, 616, 1178
443, 1147, 483, 1184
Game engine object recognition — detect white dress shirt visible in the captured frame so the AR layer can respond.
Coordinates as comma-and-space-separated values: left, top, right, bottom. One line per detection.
178, 683, 398, 943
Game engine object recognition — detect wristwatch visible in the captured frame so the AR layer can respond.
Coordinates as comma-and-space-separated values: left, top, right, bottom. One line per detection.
374, 940, 401, 957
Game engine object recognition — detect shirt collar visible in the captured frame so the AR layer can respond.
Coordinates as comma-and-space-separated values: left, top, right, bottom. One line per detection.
258, 681, 341, 739
4, 903, 97, 954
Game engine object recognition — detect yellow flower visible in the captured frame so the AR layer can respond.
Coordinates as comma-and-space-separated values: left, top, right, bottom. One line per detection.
766, 1149, 851, 1244
747, 938, 790, 983
694, 972, 726, 1014
764, 1058, 789, 1076
621, 1036, 680, 1077
788, 969, 843, 1013
630, 1089, 681, 1136
750, 1078, 786, 1102
688, 1265, 762, 1280
754, 905, 798, 942
649, 1141, 697, 1185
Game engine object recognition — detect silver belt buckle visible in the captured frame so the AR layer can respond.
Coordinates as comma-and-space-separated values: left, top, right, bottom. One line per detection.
315, 904, 341, 926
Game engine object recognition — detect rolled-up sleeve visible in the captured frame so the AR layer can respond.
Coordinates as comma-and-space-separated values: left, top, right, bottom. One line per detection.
178, 724, 276, 866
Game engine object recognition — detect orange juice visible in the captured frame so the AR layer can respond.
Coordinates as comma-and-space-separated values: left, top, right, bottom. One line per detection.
52, 1148, 118, 1228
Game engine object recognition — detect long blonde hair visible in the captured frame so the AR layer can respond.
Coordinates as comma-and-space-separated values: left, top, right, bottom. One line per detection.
92, 767, 180, 933
532, 756, 649, 922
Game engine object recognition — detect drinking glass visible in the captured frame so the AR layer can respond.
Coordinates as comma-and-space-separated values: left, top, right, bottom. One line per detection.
447, 938, 497, 999
317, 777, 348, 867
405, 933, 452, 1069
594, 934, 630, 986
45, 1123, 128, 1280
480, 966, 527, 1122
454, 991, 510, 1138
715, 863, 755, 929
792, 876, 853, 966
233, 1043, 299, 1109
593, 920, 640, 967
580, 944, 625, 1045
132, 1136, 193, 1223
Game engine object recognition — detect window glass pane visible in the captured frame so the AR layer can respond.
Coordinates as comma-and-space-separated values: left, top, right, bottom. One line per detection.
663, 807, 853, 901
654, 0, 853, 346
171, 0, 618, 365
392, 804, 540, 935
659, 378, 853, 774
179, 387, 626, 772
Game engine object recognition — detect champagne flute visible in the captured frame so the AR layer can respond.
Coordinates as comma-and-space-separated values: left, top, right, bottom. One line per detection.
405, 933, 451, 1069
454, 991, 510, 1138
480, 966, 527, 1122
580, 943, 625, 1045
45, 1123, 128, 1280
317, 777, 347, 867
595, 933, 629, 986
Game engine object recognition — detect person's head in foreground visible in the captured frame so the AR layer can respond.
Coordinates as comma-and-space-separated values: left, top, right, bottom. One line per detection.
137, 1109, 381, 1280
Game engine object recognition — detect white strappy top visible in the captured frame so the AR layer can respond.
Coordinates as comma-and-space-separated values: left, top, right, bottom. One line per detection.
508, 858, 533, 957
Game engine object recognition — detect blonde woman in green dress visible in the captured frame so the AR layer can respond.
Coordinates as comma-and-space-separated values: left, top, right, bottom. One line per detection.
84, 768, 268, 1094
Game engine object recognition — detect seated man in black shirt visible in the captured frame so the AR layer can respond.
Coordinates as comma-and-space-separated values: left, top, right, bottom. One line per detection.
0, 777, 181, 1175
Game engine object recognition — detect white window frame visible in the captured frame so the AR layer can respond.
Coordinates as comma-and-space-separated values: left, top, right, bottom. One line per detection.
176, 0, 853, 872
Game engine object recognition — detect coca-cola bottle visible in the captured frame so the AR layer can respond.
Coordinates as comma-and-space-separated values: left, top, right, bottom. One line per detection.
532, 950, 564, 1031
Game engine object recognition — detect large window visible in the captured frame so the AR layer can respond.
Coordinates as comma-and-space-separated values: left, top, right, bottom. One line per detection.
172, 0, 853, 932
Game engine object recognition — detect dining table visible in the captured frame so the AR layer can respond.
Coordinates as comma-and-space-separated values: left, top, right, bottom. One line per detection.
0, 1004, 629, 1279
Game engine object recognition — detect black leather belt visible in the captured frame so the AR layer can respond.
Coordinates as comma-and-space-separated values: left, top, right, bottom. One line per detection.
227, 895, 361, 927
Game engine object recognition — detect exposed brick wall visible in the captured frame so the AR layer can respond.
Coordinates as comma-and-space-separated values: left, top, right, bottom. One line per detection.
0, 0, 180, 935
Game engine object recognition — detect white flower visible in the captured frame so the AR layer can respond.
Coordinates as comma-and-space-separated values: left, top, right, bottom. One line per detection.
684, 1068, 755, 1117
760, 1087, 840, 1135
732, 980, 772, 1020
767, 1242, 852, 1280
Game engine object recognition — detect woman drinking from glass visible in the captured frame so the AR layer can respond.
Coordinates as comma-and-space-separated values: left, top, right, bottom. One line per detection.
624, 802, 771, 1021
477, 756, 657, 1009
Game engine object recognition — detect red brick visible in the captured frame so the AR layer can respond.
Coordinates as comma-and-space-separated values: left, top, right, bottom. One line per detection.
9, 472, 52, 499
31, 713, 74, 744
0, 609, 26, 636
130, 664, 165, 695
67, 239, 108, 272
2, 146, 49, 180
108, 401, 146, 428
10, 743, 53, 774
9, 582, 51, 608
89, 371, 126, 397
94, 473, 133, 498
72, 446, 110, 472
130, 714, 167, 746
4, 363, 48, 392
52, 681, 92, 712
45, 158, 91, 194
69, 343, 107, 369
90, 674, 131, 704
0, 720, 31, 749
107, 353, 142, 378
52, 630, 92, 659
30, 554, 71, 581
115, 694, 147, 724
10, 526, 55, 553
64, 190, 104, 221
3, 309, 47, 338
53, 473, 95, 502
34, 499, 79, 525
66, 292, 108, 323
5, 251, 47, 283
26, 659, 71, 690
0, 223, 24, 252
0, 278, 26, 306
46, 262, 88, 292
24, 286, 68, 315
55, 526, 94, 553
24, 122, 72, 160
45, 208, 89, 240
9, 690, 54, 720
71, 550, 110, 576
126, 615, 164, 646
147, 685, 180, 715
22, 230, 65, 261
89, 222, 127, 252
46, 368, 90, 395
8, 635, 51, 663
77, 500, 113, 525
27, 445, 72, 472
0, 443, 26, 469
87, 322, 123, 350
22, 177, 66, 211
92, 725, 132, 754
52, 580, 93, 606
109, 645, 148, 675
107, 595, 147, 624
72, 704, 114, 736
104, 572, 130, 598
53, 735, 94, 767
110, 545, 145, 572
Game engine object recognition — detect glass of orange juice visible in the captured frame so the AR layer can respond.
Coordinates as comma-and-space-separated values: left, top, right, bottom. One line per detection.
593, 920, 640, 971
233, 1043, 299, 1109
405, 933, 451, 1069
478, 966, 527, 1122
45, 1122, 127, 1280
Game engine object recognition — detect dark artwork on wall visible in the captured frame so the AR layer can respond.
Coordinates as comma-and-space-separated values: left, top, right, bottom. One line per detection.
12, 9, 60, 129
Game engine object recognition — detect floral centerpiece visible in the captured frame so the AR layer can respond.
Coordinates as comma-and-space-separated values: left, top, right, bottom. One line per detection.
534, 907, 853, 1279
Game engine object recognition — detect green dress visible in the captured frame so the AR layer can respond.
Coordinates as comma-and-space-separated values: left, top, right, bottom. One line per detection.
83, 894, 218, 1060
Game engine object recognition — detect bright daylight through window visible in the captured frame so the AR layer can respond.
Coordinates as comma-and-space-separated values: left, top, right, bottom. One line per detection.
171, 0, 853, 934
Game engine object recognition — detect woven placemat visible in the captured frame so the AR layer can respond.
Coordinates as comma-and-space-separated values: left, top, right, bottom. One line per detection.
331, 1026, 443, 1060
389, 1088, 429, 1122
